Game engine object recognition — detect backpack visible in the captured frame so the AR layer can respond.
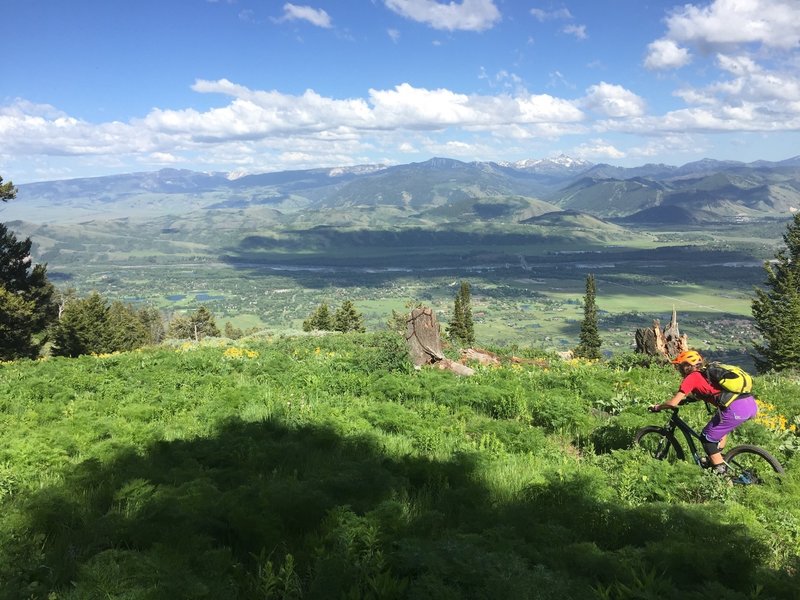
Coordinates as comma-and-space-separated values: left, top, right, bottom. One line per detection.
703, 362, 753, 407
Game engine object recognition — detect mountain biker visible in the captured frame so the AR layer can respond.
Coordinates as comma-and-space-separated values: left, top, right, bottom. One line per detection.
648, 350, 758, 474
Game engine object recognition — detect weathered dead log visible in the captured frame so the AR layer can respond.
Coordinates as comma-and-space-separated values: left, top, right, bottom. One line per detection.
460, 347, 501, 366
405, 307, 445, 366
556, 350, 574, 361
434, 358, 475, 377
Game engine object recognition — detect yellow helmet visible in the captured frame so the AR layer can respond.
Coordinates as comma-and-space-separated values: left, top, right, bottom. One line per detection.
671, 350, 703, 366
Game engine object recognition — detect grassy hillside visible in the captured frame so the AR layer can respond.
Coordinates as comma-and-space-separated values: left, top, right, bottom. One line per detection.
1, 333, 798, 599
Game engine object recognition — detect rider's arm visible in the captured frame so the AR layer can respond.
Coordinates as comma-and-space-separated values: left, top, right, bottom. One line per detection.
649, 391, 687, 412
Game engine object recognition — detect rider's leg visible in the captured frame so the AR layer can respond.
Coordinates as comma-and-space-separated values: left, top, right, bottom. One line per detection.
701, 396, 758, 472
701, 434, 725, 468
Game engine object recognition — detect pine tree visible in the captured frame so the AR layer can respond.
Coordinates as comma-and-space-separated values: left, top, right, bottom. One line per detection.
0, 287, 39, 359
224, 321, 244, 339
460, 281, 475, 345
105, 301, 151, 352
574, 273, 602, 359
167, 306, 220, 340
333, 300, 365, 333
190, 306, 220, 340
752, 213, 800, 372
0, 176, 15, 202
0, 176, 57, 359
167, 315, 193, 340
447, 293, 465, 342
303, 303, 334, 331
138, 306, 166, 344
51, 292, 111, 357
447, 281, 475, 346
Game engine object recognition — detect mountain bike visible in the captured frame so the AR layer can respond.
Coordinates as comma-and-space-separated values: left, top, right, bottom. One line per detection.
633, 402, 784, 484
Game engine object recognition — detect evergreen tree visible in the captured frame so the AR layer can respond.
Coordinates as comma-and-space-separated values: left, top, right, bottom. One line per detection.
574, 273, 602, 359
190, 306, 220, 339
167, 306, 220, 341
105, 301, 151, 352
0, 180, 57, 359
460, 281, 475, 345
752, 213, 800, 372
224, 321, 244, 340
333, 300, 365, 333
0, 176, 15, 202
51, 292, 111, 357
0, 287, 39, 359
138, 306, 166, 344
52, 293, 163, 357
447, 281, 475, 346
167, 315, 193, 340
447, 293, 465, 342
303, 303, 334, 332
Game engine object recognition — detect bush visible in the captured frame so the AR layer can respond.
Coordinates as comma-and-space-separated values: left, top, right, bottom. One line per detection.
528, 391, 593, 436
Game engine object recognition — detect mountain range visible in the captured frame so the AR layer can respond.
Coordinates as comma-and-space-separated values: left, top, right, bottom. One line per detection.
6, 155, 800, 227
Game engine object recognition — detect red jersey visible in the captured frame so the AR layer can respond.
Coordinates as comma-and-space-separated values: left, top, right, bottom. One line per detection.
679, 370, 722, 405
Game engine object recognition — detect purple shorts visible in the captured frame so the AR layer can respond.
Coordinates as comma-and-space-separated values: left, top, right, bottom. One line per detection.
702, 395, 758, 443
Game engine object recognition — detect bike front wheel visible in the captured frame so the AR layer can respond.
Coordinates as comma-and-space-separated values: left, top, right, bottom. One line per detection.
633, 426, 685, 462
724, 444, 785, 484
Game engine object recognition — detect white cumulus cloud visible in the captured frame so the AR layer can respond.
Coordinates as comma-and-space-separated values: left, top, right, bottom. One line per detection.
572, 139, 626, 160
582, 83, 646, 118
279, 3, 332, 28
384, 0, 501, 32
645, 0, 800, 70
665, 0, 800, 49
645, 39, 691, 70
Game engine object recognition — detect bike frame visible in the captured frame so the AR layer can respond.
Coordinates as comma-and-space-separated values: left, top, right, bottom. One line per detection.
659, 407, 706, 466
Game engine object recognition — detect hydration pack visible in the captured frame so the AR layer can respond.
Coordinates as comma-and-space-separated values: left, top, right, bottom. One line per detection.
704, 362, 753, 407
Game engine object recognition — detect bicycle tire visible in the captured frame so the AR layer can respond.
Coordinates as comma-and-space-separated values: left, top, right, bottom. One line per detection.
724, 444, 785, 484
633, 426, 685, 462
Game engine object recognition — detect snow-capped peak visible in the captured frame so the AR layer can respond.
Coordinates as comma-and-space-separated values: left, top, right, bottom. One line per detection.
506, 154, 592, 170
226, 170, 250, 181
328, 164, 387, 177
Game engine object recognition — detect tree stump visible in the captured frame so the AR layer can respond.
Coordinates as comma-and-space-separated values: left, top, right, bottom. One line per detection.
634, 308, 688, 360
404, 307, 475, 376
405, 307, 445, 366
662, 308, 688, 358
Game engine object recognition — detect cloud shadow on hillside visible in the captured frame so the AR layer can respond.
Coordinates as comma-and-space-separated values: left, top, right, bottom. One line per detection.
217, 230, 763, 292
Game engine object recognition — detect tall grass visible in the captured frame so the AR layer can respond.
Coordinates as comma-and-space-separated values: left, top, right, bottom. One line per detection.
0, 332, 797, 598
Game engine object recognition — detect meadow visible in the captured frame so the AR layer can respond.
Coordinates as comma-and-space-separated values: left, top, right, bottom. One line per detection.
1, 332, 798, 598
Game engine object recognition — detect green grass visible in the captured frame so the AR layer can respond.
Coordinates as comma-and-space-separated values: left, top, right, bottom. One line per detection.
0, 333, 798, 598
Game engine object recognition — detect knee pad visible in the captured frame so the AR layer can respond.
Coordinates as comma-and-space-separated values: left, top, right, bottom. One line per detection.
701, 435, 720, 456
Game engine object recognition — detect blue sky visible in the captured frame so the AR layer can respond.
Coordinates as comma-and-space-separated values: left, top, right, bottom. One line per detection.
2, 0, 800, 183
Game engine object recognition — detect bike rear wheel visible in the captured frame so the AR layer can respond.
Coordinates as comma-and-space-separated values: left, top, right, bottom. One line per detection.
724, 444, 784, 484
633, 426, 685, 462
